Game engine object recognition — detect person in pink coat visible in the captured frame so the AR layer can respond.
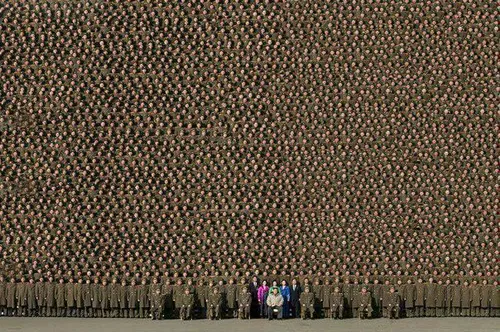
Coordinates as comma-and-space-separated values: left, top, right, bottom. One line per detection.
258, 280, 270, 318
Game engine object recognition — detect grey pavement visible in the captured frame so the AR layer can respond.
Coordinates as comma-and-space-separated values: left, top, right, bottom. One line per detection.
0, 318, 498, 332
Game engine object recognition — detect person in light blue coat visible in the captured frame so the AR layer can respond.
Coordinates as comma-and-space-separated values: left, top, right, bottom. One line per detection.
280, 280, 291, 318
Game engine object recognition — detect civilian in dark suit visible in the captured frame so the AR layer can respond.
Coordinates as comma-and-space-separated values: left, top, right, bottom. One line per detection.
249, 276, 260, 317
290, 279, 302, 318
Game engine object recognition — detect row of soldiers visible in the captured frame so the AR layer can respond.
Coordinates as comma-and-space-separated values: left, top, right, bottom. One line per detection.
0, 276, 498, 319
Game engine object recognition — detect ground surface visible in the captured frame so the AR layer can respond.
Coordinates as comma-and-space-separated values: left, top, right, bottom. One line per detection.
0, 317, 498, 332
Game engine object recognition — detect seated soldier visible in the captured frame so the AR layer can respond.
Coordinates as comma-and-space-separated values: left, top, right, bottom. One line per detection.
179, 288, 194, 320
150, 288, 164, 320
330, 287, 344, 319
266, 287, 284, 320
387, 286, 401, 319
299, 286, 314, 320
238, 287, 252, 319
207, 287, 222, 320
358, 286, 373, 319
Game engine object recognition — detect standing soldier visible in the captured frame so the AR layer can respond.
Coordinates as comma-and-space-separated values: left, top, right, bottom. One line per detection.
118, 280, 128, 318
0, 276, 6, 317
312, 279, 322, 318
414, 278, 426, 317
35, 278, 46, 317
330, 286, 344, 319
445, 279, 453, 316
461, 280, 471, 317
381, 279, 392, 318
491, 281, 499, 317
300, 286, 315, 319
180, 288, 194, 320
66, 278, 76, 317
321, 279, 332, 318
162, 279, 174, 319
451, 280, 462, 316
172, 278, 184, 319
82, 279, 92, 318
150, 288, 164, 320
55, 278, 66, 317
358, 286, 373, 319
100, 279, 111, 318
425, 278, 437, 317
16, 277, 28, 316
387, 286, 401, 319
342, 279, 352, 318
225, 278, 238, 318
238, 287, 251, 319
91, 278, 101, 318
372, 279, 383, 318
207, 287, 223, 320
109, 278, 120, 318
45, 277, 56, 317
479, 280, 491, 317
403, 279, 415, 318
138, 279, 150, 319
6, 278, 16, 316
435, 279, 446, 317
128, 279, 138, 318
194, 279, 206, 319
27, 279, 36, 317
75, 279, 84, 318
471, 280, 481, 317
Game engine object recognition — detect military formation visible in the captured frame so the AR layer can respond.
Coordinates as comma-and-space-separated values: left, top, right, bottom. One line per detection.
0, 276, 498, 320
0, 0, 497, 325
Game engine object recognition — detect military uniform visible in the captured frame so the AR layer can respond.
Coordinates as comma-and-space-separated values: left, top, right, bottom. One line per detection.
208, 289, 223, 320
387, 290, 401, 319
194, 282, 207, 319
372, 281, 383, 318
403, 282, 415, 318
55, 281, 66, 317
471, 282, 481, 317
435, 282, 446, 317
137, 282, 150, 318
162, 281, 174, 319
35, 280, 46, 317
100, 283, 111, 318
358, 290, 373, 319
109, 281, 120, 318
118, 282, 128, 318
300, 289, 315, 319
66, 282, 76, 317
321, 283, 332, 318
342, 282, 352, 318
180, 291, 194, 320
330, 289, 344, 319
451, 282, 462, 316
27, 281, 36, 317
461, 283, 471, 316
425, 281, 437, 317
16, 281, 28, 316
150, 290, 164, 320
479, 282, 491, 317
225, 282, 238, 318
0, 278, 6, 317
414, 281, 426, 317
82, 281, 92, 318
128, 282, 138, 318
75, 281, 84, 317
238, 290, 251, 319
172, 281, 184, 318
6, 281, 16, 316
91, 281, 101, 318
45, 281, 56, 317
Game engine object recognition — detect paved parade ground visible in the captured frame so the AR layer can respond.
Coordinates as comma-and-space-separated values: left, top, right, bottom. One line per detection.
0, 318, 498, 332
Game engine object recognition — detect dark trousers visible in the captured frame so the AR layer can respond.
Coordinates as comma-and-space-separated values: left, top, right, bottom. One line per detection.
268, 306, 283, 320
290, 301, 300, 318
426, 307, 436, 317
259, 302, 268, 318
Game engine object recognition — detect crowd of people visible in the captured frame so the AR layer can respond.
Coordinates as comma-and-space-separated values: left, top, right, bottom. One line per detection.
0, 276, 498, 320
0, 0, 497, 323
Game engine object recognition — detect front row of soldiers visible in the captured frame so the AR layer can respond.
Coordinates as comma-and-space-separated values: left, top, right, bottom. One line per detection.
0, 276, 498, 320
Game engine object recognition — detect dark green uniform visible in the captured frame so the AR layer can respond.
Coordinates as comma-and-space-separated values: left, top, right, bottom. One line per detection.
330, 290, 344, 319
180, 292, 194, 320
238, 291, 251, 319
208, 290, 223, 320
300, 290, 314, 319
387, 290, 401, 319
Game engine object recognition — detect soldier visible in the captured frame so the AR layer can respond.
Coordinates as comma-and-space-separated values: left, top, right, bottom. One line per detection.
372, 279, 383, 318
445, 279, 453, 317
180, 286, 195, 321
491, 281, 499, 317
91, 278, 101, 318
403, 279, 415, 318
381, 279, 391, 318
312, 279, 322, 317
109, 278, 120, 318
358, 286, 373, 319
471, 280, 481, 317
300, 286, 314, 319
0, 276, 5, 317
425, 278, 437, 317
150, 288, 164, 320
45, 277, 56, 317
128, 279, 138, 318
138, 279, 150, 318
351, 279, 362, 319
342, 279, 352, 318
172, 279, 184, 319
225, 278, 238, 318
451, 280, 461, 316
27, 279, 36, 317
16, 277, 28, 316
75, 279, 84, 318
6, 278, 16, 316
435, 279, 446, 317
118, 280, 128, 318
55, 279, 66, 317
330, 286, 344, 319
162, 279, 174, 319
321, 279, 331, 318
480, 279, 491, 317
387, 286, 401, 319
100, 279, 111, 318
35, 278, 47, 317
82, 279, 92, 318
461, 280, 471, 317
207, 287, 222, 320
66, 278, 76, 317
238, 287, 251, 319
414, 278, 426, 317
